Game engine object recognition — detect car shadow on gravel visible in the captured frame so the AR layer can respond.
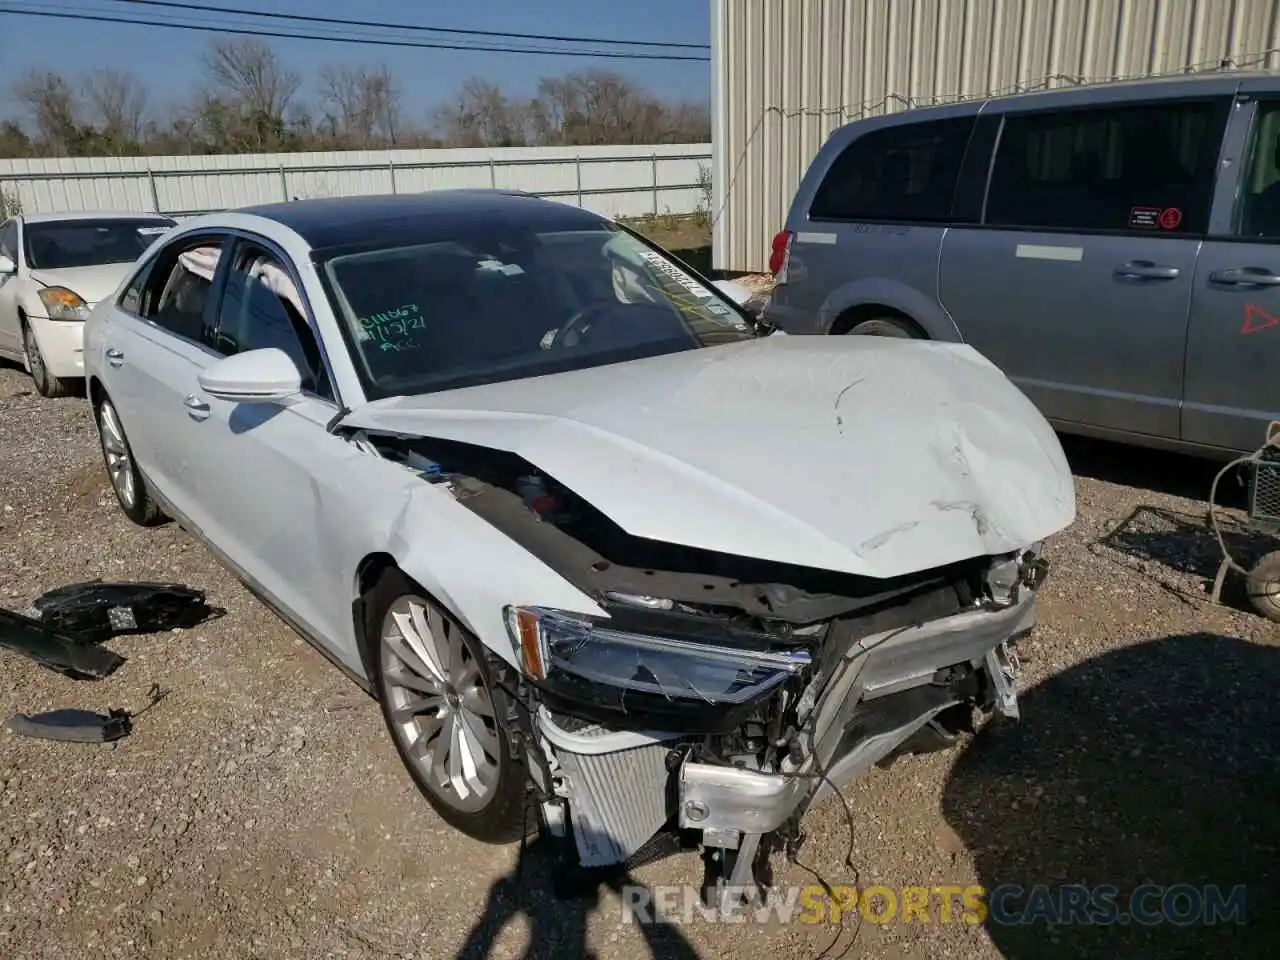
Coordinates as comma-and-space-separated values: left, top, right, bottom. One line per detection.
454, 834, 698, 960
942, 631, 1280, 959
1059, 434, 1244, 507
1094, 505, 1274, 612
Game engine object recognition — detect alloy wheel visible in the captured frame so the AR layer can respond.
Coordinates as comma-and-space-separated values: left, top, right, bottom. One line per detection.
380, 595, 501, 812
98, 401, 136, 509
24, 325, 46, 391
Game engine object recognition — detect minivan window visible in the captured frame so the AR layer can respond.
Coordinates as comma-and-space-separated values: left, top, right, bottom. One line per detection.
808, 116, 976, 223
1235, 101, 1280, 239
985, 99, 1227, 235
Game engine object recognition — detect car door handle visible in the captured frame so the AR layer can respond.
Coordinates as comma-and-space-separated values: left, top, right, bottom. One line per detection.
1114, 261, 1180, 280
183, 394, 210, 421
105, 347, 124, 367
1208, 267, 1280, 286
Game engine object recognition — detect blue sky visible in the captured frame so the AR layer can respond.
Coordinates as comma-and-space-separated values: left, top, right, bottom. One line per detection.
0, 0, 711, 126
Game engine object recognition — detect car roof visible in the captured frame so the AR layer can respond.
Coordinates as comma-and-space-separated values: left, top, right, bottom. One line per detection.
238, 189, 609, 251
20, 210, 176, 225
983, 69, 1254, 107
834, 70, 1265, 132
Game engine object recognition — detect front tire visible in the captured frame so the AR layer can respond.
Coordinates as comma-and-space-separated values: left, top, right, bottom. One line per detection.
23, 321, 74, 398
845, 316, 921, 338
96, 395, 163, 526
366, 568, 528, 843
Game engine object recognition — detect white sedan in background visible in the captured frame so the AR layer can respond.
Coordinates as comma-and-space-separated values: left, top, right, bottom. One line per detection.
0, 211, 176, 396
81, 191, 1074, 895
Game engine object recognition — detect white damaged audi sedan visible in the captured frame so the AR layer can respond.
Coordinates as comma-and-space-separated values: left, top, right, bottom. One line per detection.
83, 190, 1076, 896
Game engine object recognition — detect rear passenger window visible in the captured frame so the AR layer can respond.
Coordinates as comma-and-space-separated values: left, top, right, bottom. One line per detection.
809, 117, 975, 223
144, 238, 225, 350
985, 99, 1228, 234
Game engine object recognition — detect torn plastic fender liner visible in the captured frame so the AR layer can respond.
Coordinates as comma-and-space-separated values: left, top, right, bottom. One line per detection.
0, 607, 125, 679
32, 581, 222, 643
8, 708, 132, 743
6, 685, 166, 744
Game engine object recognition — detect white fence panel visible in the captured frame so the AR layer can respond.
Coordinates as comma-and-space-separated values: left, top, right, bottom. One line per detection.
0, 143, 712, 221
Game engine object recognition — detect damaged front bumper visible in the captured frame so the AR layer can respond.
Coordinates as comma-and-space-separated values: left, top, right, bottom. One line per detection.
530, 575, 1037, 889
678, 596, 1031, 837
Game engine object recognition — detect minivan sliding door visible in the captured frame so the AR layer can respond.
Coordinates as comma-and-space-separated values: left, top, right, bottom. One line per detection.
1182, 93, 1280, 453
938, 94, 1232, 441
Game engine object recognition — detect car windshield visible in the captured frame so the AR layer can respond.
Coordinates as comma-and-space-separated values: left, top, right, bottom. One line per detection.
24, 218, 176, 270
317, 222, 755, 398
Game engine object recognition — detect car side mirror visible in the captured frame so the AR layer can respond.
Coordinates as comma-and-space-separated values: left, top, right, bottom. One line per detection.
198, 348, 302, 403
0, 254, 16, 275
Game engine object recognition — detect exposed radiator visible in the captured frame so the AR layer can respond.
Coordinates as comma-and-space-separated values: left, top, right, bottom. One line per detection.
538, 709, 676, 868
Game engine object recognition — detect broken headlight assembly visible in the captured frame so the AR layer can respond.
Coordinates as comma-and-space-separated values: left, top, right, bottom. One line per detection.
505, 605, 811, 731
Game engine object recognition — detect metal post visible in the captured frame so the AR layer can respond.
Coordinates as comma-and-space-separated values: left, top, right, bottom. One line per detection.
146, 167, 161, 213
489, 157, 496, 188
575, 156, 582, 208
278, 163, 289, 201
651, 153, 659, 216
388, 159, 397, 194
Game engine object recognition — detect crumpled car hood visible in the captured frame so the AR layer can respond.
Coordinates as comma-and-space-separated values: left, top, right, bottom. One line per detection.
341, 336, 1077, 579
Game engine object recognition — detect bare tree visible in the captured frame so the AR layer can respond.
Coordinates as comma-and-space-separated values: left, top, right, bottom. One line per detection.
318, 64, 402, 148
527, 71, 705, 146
83, 69, 149, 153
201, 39, 301, 151
14, 69, 84, 154
433, 78, 528, 147
0, 41, 708, 158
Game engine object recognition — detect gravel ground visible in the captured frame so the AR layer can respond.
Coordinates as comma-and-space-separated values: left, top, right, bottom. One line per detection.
0, 364, 1277, 960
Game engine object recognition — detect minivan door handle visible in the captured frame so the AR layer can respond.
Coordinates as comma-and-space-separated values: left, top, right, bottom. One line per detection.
1208, 267, 1280, 286
105, 347, 124, 367
183, 394, 210, 421
1114, 261, 1180, 280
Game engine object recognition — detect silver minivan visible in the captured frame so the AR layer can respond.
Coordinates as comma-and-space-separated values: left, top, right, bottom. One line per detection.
765, 72, 1280, 458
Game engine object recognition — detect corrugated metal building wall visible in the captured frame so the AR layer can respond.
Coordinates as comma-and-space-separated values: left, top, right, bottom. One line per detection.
711, 0, 1280, 273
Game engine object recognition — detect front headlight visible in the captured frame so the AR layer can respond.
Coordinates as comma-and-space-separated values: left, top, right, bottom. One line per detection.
505, 605, 810, 706
37, 286, 90, 322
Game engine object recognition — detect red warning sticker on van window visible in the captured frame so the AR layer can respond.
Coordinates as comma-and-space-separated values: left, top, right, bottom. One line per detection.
1129, 206, 1161, 229
1159, 207, 1183, 230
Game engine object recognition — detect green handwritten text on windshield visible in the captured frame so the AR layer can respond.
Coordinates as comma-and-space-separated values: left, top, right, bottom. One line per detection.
358, 303, 424, 352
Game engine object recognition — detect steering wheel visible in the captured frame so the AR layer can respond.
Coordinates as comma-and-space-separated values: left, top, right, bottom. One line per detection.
547, 301, 613, 351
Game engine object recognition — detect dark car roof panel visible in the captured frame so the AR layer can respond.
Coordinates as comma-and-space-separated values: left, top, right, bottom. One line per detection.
240, 189, 607, 251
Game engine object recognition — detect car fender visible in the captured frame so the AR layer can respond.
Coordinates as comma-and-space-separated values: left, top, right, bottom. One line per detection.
15, 281, 46, 324
343, 455, 606, 672
818, 276, 963, 342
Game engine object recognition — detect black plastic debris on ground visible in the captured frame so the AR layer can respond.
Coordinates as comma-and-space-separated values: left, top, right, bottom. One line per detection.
6, 685, 167, 745
8, 707, 133, 743
32, 581, 223, 644
0, 607, 126, 680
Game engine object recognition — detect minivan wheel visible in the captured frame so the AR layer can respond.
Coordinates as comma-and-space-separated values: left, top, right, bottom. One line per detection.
96, 396, 163, 526
366, 568, 528, 844
846, 317, 921, 339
